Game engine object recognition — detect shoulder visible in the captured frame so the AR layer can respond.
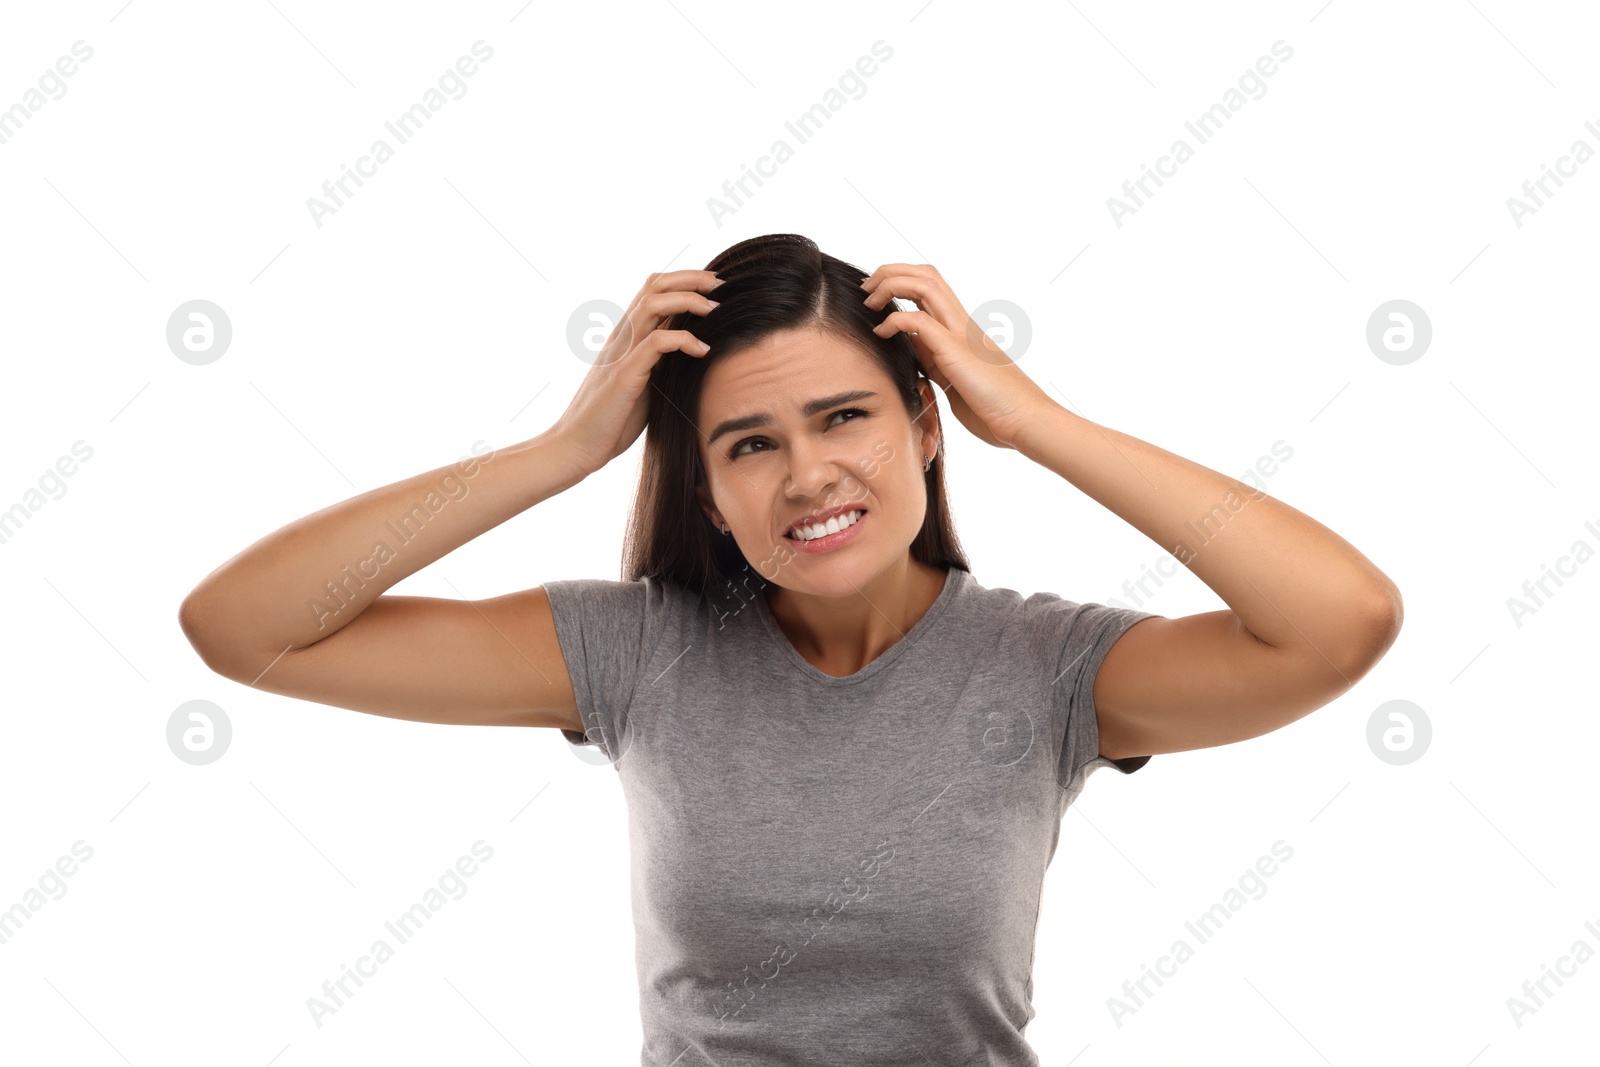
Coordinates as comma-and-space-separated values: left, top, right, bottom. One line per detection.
540, 574, 707, 636
970, 576, 1156, 670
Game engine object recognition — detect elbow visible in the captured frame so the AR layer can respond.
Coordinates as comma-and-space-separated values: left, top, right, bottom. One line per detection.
1337, 581, 1404, 681
178, 592, 244, 681
1370, 577, 1405, 646
177, 590, 215, 654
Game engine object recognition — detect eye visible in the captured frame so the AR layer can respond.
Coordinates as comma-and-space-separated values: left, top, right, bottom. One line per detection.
728, 408, 871, 459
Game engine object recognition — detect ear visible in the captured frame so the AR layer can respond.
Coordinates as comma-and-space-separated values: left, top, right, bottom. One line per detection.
915, 377, 942, 460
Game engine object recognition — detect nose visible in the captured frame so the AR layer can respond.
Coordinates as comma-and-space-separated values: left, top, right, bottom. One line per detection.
782, 433, 846, 504
783, 439, 874, 522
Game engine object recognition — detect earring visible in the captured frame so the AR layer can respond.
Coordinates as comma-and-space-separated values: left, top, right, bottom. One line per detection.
721, 523, 729, 535
923, 454, 932, 472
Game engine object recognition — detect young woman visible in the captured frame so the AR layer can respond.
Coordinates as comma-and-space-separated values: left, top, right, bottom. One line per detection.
179, 233, 1402, 1064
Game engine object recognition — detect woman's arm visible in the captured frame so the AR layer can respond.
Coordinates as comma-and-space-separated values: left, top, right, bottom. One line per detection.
177, 269, 719, 728
859, 261, 1402, 759
178, 432, 590, 682
1015, 404, 1403, 758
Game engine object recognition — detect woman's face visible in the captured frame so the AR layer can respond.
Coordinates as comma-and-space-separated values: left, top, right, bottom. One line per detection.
695, 326, 939, 598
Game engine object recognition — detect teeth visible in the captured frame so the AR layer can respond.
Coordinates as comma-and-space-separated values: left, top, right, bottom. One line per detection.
790, 509, 862, 541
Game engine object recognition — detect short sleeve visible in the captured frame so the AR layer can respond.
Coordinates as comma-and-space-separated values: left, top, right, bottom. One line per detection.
541, 576, 675, 767
1025, 594, 1159, 805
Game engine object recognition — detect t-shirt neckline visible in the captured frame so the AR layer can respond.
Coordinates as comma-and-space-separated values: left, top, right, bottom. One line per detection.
752, 565, 967, 687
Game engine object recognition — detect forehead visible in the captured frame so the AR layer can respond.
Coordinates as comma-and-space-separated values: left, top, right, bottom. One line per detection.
698, 326, 886, 426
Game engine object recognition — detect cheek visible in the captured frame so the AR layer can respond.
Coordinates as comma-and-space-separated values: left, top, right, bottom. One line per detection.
859, 436, 907, 480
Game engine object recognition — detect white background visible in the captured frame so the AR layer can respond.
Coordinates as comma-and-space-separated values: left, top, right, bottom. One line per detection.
2, 0, 1596, 1063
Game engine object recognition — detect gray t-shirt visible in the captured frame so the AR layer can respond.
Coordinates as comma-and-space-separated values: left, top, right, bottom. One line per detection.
544, 564, 1156, 1066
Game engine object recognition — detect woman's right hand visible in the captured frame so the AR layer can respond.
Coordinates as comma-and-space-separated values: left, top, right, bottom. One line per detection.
550, 269, 722, 477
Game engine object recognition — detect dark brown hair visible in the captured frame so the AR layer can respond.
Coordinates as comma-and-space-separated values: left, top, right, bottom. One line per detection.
621, 233, 970, 612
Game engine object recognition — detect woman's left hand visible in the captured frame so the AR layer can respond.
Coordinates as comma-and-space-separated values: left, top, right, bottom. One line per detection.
861, 263, 1052, 451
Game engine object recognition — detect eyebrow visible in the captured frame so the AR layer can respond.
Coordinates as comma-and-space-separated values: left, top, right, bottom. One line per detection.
707, 390, 880, 448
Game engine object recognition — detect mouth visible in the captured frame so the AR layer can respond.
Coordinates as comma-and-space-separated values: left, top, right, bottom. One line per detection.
784, 507, 868, 551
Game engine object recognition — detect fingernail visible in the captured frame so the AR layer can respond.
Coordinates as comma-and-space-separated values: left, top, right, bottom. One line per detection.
707, 300, 720, 309
711, 278, 727, 289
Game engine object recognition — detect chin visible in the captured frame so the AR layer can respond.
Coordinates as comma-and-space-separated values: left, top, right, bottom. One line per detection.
781, 549, 897, 598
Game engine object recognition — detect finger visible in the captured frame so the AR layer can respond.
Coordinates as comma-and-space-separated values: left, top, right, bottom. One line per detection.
624, 269, 722, 318
642, 289, 720, 322
613, 288, 718, 358
862, 274, 963, 332
860, 262, 934, 294
662, 328, 710, 357
871, 307, 945, 339
873, 309, 954, 390
634, 328, 709, 363
647, 269, 723, 296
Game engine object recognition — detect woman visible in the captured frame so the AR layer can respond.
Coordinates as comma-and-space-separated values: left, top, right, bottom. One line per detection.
179, 233, 1403, 1064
